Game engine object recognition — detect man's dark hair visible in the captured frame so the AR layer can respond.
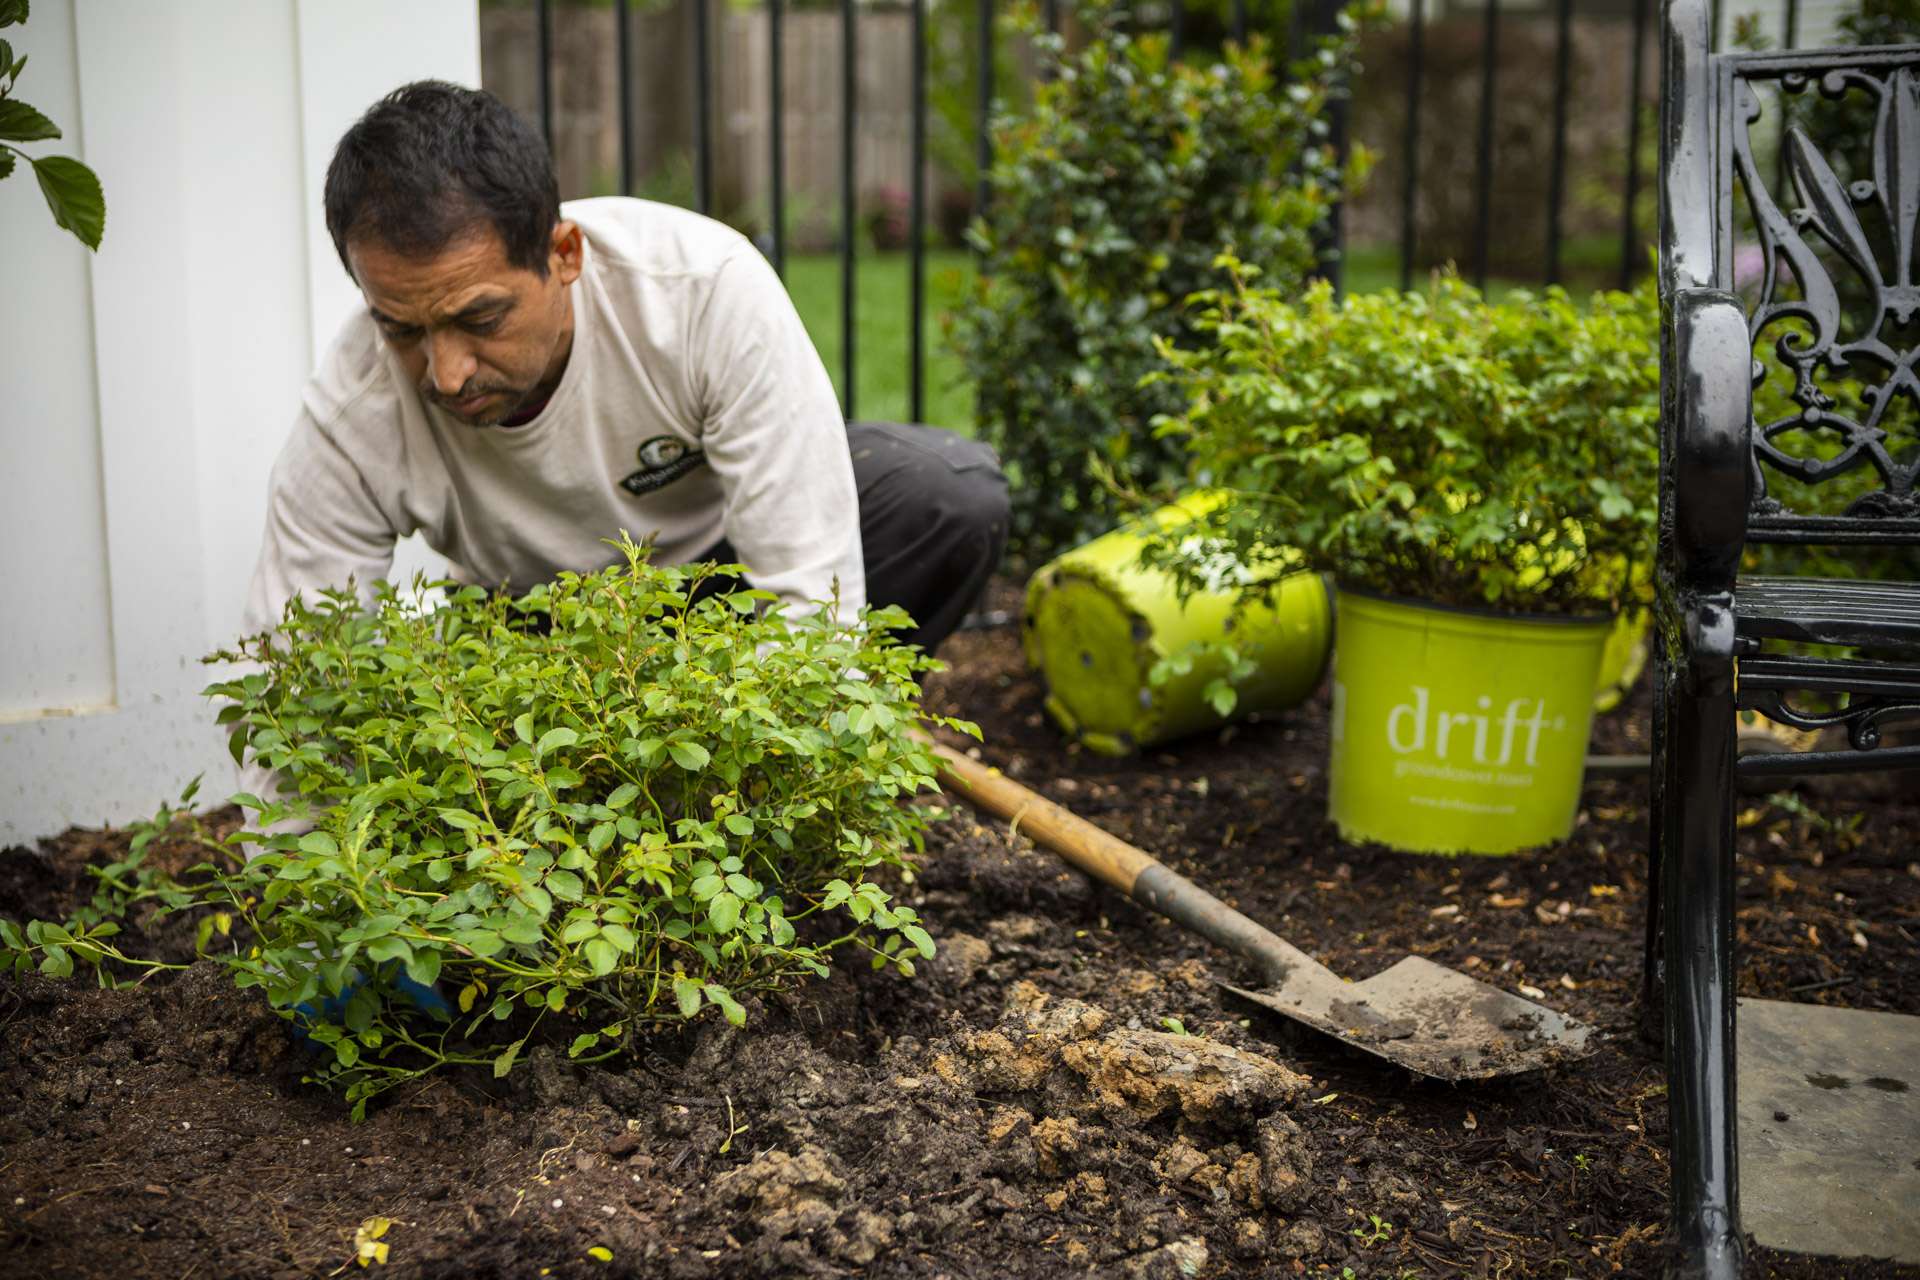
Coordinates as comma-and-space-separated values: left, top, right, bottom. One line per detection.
325, 81, 559, 278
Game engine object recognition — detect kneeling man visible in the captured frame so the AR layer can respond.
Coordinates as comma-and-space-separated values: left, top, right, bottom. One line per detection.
243, 80, 1008, 653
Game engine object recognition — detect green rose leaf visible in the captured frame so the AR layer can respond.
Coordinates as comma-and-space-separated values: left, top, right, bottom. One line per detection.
31, 155, 105, 250
39, 944, 72, 978
584, 937, 619, 976
666, 740, 710, 771
536, 726, 579, 759
0, 97, 56, 141
704, 984, 746, 1027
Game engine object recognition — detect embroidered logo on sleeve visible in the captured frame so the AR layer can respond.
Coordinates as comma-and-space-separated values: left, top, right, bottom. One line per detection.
621, 435, 707, 496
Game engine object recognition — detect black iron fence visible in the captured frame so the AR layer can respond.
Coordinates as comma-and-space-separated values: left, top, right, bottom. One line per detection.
488, 0, 1844, 425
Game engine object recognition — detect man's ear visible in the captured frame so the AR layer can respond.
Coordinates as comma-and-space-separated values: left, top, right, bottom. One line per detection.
551, 221, 584, 285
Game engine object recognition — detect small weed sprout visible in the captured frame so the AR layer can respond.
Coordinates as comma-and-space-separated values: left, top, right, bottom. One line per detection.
1352, 1213, 1394, 1247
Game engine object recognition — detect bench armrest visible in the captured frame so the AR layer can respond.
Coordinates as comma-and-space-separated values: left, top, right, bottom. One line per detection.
1665, 287, 1753, 594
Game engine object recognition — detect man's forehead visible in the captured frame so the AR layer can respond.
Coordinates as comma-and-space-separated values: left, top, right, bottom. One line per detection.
350, 229, 523, 317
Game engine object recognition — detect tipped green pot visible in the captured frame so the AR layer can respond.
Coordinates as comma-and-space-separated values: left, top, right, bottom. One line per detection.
1023, 494, 1333, 755
1328, 588, 1613, 855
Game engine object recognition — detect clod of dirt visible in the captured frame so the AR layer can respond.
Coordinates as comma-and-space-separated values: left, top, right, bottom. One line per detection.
925, 930, 992, 988
987, 914, 1053, 948
1061, 1026, 1308, 1124
1254, 1113, 1315, 1211
1122, 1235, 1209, 1279
714, 1146, 895, 1268
1225, 1151, 1264, 1208
1042, 1170, 1111, 1213
936, 985, 1308, 1129
1231, 1217, 1268, 1260
1030, 1115, 1085, 1175
1274, 1219, 1328, 1259
985, 1104, 1033, 1144
1152, 1137, 1209, 1184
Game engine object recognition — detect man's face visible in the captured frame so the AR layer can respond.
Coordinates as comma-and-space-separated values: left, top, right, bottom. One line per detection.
348, 221, 584, 427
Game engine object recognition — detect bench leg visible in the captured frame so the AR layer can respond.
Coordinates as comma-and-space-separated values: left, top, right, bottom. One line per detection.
1642, 659, 1670, 1046
1661, 652, 1744, 1280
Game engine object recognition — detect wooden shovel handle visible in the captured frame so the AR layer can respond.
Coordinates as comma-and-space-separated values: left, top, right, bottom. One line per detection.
928, 739, 1157, 893
925, 737, 1338, 990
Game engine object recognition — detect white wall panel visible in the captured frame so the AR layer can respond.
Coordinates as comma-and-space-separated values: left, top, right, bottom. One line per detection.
181, 0, 313, 652
0, 0, 481, 845
0, 0, 115, 718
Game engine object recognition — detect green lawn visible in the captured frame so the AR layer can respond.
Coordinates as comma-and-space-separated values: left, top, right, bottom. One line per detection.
784, 249, 978, 437
782, 239, 1638, 436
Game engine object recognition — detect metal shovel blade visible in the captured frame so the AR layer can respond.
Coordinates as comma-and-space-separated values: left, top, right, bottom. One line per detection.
1223, 956, 1595, 1082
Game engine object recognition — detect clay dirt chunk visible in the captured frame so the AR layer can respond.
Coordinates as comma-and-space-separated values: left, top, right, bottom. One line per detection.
1030, 1115, 1085, 1175
937, 990, 1307, 1124
1255, 1112, 1315, 1211
714, 1145, 895, 1267
925, 930, 992, 988
1122, 1235, 1210, 1279
1061, 1025, 1308, 1123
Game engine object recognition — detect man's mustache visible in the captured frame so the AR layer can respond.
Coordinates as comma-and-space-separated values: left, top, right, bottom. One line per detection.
424, 381, 516, 408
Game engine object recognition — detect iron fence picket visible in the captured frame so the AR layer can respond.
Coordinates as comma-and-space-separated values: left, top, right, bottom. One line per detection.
616, 0, 633, 196
976, 0, 993, 221
842, 0, 857, 418
1471, 0, 1500, 291
1400, 0, 1424, 291
771, 0, 787, 277
536, 0, 553, 153
695, 0, 714, 215
910, 0, 927, 423
1622, 0, 1651, 288
1546, 0, 1574, 284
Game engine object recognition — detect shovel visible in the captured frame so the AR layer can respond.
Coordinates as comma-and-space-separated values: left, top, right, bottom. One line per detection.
927, 738, 1596, 1082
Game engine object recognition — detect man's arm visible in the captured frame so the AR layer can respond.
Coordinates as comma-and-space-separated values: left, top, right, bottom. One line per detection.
235, 411, 398, 835
241, 410, 399, 641
688, 249, 864, 620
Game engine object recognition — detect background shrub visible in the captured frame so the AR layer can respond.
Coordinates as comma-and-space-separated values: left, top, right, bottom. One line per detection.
952, 3, 1363, 566
1144, 267, 1661, 614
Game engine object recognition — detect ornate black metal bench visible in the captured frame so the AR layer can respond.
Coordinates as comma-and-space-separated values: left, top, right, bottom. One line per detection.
1650, 2, 1920, 1275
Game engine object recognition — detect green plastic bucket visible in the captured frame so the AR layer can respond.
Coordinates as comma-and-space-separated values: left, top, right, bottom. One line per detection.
1328, 588, 1614, 855
1593, 607, 1652, 712
1023, 495, 1333, 755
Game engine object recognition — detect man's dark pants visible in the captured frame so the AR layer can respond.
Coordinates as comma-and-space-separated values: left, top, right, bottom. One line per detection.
701, 421, 1010, 656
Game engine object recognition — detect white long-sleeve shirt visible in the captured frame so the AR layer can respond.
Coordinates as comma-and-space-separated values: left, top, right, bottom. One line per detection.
240, 197, 862, 639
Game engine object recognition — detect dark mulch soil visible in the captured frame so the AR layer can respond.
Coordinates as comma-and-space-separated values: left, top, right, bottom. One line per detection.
3, 595, 1917, 1280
